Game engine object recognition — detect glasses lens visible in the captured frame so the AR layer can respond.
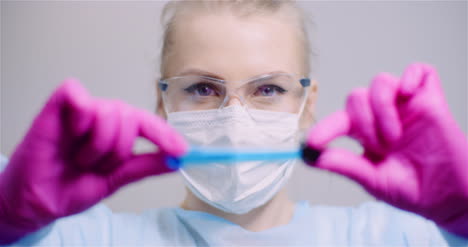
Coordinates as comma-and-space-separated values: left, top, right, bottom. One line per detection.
161, 74, 307, 113
161, 76, 226, 112
242, 74, 306, 113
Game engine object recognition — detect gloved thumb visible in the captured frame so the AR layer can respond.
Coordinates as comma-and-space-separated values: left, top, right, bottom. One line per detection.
314, 148, 377, 192
105, 152, 174, 193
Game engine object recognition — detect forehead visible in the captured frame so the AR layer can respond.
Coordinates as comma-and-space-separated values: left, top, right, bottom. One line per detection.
166, 11, 303, 79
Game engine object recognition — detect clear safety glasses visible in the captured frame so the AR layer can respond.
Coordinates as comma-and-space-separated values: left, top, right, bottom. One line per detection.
159, 73, 310, 114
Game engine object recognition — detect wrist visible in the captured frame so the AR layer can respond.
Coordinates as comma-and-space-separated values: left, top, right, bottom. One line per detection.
0, 221, 39, 245
0, 174, 40, 244
438, 210, 468, 238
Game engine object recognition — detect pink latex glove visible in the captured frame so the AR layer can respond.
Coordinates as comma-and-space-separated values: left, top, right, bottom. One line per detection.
306, 63, 468, 237
0, 79, 187, 244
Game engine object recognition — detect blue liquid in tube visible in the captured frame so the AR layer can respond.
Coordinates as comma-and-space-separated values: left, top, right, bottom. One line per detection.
166, 146, 301, 170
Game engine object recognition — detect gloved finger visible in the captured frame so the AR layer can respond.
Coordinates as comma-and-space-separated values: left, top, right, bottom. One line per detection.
369, 73, 402, 145
399, 64, 447, 120
346, 88, 383, 154
400, 63, 442, 97
306, 110, 350, 149
399, 63, 427, 97
421, 64, 443, 91
105, 152, 173, 193
30, 79, 94, 142
70, 153, 172, 216
314, 148, 377, 191
109, 101, 139, 164
136, 109, 188, 157
96, 101, 139, 174
61, 80, 95, 138
75, 100, 120, 170
417, 66, 449, 112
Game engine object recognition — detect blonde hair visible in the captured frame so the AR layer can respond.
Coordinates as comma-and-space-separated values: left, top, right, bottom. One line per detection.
159, 0, 315, 78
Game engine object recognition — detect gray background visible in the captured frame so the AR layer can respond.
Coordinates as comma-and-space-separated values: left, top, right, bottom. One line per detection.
1, 1, 467, 213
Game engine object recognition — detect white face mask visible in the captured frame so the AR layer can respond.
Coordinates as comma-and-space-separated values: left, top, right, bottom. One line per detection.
167, 105, 300, 214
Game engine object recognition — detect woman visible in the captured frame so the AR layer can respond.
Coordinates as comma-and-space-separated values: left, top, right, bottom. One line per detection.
1, 0, 467, 246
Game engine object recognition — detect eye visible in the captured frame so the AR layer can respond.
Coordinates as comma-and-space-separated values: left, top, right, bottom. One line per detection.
184, 83, 219, 96
254, 85, 287, 96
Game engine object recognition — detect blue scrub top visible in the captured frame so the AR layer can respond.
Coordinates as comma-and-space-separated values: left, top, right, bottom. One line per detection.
1, 156, 467, 246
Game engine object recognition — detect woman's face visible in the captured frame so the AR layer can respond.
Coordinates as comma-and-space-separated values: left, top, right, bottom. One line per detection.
158, 10, 317, 126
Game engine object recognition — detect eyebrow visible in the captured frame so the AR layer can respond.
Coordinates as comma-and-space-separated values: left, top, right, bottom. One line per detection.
176, 68, 292, 81
177, 68, 225, 80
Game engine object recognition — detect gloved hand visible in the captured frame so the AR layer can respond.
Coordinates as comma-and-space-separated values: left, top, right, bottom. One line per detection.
306, 63, 468, 237
0, 79, 187, 244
